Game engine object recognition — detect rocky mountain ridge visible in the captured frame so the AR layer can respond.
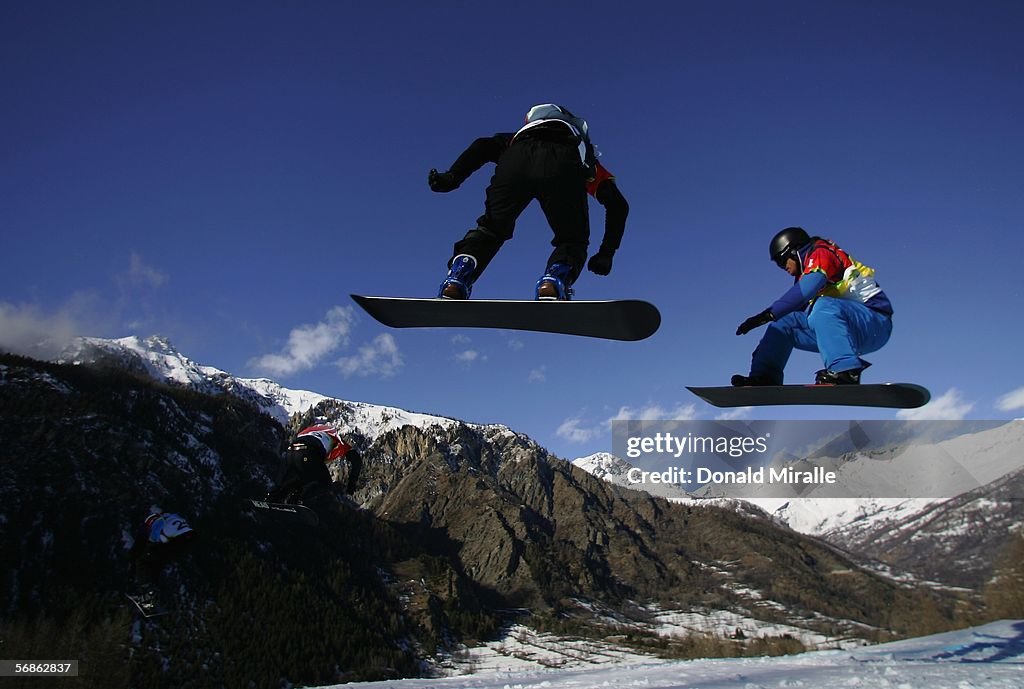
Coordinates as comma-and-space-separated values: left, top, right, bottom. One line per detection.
0, 336, 986, 686
574, 422, 1024, 590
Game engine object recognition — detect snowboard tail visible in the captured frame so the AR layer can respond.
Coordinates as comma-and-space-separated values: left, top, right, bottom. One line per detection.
245, 498, 319, 527
351, 294, 660, 341
126, 592, 168, 618
687, 383, 931, 409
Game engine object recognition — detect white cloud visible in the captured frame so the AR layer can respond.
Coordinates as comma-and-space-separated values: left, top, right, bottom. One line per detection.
119, 253, 168, 289
896, 388, 974, 421
0, 296, 114, 359
557, 414, 601, 444
335, 333, 403, 378
454, 350, 487, 365
528, 366, 546, 383
249, 306, 355, 377
996, 386, 1024, 412
0, 302, 82, 358
715, 406, 753, 421
609, 402, 700, 422
557, 402, 701, 446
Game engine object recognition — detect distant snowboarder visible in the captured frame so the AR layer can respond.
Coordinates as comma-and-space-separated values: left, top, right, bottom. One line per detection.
429, 103, 629, 301
128, 510, 195, 616
732, 227, 894, 386
267, 425, 363, 509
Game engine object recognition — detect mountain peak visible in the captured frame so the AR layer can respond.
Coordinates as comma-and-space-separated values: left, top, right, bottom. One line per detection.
572, 451, 692, 500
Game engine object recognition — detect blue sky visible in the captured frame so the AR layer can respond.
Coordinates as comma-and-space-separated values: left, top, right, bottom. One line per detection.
3, 1, 1023, 459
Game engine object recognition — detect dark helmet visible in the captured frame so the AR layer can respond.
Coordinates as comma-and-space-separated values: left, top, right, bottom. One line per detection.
769, 227, 811, 266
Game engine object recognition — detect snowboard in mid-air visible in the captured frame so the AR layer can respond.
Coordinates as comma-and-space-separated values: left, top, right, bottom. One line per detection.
245, 498, 319, 527
126, 591, 168, 618
687, 383, 931, 409
350, 294, 661, 341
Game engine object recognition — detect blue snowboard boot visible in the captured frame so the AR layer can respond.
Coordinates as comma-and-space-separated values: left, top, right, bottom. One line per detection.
438, 254, 477, 299
535, 263, 575, 301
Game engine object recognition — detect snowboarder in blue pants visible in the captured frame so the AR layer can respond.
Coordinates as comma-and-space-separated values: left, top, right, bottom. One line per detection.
733, 227, 893, 386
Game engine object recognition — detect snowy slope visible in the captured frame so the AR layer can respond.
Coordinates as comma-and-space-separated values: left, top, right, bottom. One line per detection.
331, 619, 1024, 689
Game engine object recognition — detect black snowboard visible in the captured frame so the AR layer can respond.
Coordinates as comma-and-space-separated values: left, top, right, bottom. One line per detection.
126, 592, 168, 618
351, 294, 660, 341
687, 383, 931, 409
245, 498, 319, 527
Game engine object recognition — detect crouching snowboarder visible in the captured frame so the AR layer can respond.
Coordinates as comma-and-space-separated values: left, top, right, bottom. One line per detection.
267, 425, 363, 508
128, 509, 195, 616
733, 226, 894, 386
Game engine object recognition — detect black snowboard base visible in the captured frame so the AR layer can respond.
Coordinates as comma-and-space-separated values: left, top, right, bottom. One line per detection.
245, 498, 319, 527
687, 383, 931, 409
351, 294, 661, 341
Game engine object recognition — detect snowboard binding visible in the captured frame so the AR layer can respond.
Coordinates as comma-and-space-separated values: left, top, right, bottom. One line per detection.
535, 263, 575, 301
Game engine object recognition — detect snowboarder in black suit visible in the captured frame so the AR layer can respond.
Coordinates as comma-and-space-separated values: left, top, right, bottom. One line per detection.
267, 425, 363, 507
430, 103, 629, 301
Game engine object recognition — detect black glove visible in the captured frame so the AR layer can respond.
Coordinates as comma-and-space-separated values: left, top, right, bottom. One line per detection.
428, 168, 459, 193
587, 250, 615, 276
736, 308, 775, 335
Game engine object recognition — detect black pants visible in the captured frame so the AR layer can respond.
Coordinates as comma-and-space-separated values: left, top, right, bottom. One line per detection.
453, 138, 590, 282
270, 446, 331, 503
133, 535, 194, 588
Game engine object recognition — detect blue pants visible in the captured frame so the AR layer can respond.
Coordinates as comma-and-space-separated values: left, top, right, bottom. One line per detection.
749, 298, 892, 384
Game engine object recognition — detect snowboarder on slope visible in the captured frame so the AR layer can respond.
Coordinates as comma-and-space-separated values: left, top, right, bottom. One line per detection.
429, 103, 629, 301
732, 227, 893, 386
267, 425, 363, 506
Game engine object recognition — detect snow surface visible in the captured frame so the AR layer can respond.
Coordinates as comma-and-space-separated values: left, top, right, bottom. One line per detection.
329, 620, 1024, 689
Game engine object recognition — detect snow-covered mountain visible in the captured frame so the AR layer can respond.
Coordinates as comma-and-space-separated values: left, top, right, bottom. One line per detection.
571, 452, 691, 500
58, 335, 469, 438
702, 422, 1024, 580
13, 333, 1020, 686
55, 335, 1023, 590
59, 335, 327, 424
569, 419, 1024, 588
824, 465, 1024, 587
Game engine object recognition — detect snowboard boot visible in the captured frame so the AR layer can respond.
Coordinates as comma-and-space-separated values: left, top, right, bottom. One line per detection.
438, 254, 477, 299
731, 373, 777, 387
535, 263, 575, 301
815, 368, 862, 385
